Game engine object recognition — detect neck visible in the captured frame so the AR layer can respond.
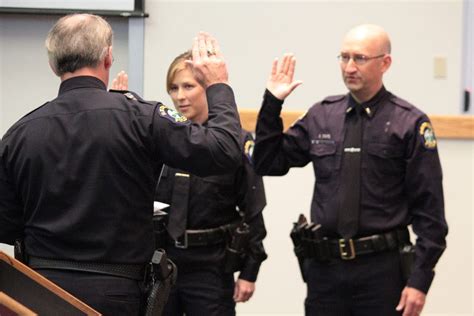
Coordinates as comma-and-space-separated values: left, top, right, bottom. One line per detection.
351, 83, 383, 104
61, 67, 108, 87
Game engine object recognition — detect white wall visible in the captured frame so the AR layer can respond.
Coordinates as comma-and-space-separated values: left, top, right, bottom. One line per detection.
0, 15, 129, 135
143, 0, 463, 115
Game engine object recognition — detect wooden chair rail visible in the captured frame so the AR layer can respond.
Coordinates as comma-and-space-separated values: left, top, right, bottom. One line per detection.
239, 109, 474, 139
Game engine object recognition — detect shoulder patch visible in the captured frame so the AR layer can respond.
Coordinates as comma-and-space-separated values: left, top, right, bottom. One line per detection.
419, 121, 437, 149
158, 104, 188, 124
321, 94, 345, 105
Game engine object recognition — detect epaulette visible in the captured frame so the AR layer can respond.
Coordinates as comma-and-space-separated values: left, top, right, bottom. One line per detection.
321, 94, 345, 105
109, 89, 155, 106
388, 95, 413, 111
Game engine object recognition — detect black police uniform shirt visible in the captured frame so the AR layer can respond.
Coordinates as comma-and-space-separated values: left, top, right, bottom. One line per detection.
0, 76, 242, 265
155, 131, 267, 282
253, 86, 448, 293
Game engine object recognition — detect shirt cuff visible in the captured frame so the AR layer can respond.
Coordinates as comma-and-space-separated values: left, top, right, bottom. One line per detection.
238, 257, 262, 282
262, 89, 284, 116
407, 268, 435, 294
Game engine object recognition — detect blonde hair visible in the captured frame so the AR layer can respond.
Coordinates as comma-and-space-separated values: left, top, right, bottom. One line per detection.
45, 14, 113, 76
165, 50, 192, 93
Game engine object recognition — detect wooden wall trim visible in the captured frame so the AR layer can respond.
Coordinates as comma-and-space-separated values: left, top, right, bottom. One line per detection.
239, 109, 474, 139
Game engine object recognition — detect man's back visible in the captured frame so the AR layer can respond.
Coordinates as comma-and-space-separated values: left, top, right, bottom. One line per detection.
3, 76, 163, 264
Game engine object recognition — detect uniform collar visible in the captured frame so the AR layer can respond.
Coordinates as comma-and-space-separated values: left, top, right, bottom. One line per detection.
58, 76, 107, 96
347, 86, 388, 118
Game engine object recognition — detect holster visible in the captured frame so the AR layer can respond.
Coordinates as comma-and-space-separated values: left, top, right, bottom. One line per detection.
142, 250, 177, 316
290, 214, 309, 282
224, 222, 250, 274
397, 229, 415, 282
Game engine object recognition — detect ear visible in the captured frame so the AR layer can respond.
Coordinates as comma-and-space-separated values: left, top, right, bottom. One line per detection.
104, 46, 113, 70
381, 54, 392, 73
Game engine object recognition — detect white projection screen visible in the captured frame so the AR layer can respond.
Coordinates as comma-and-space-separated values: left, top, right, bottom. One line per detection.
0, 0, 144, 15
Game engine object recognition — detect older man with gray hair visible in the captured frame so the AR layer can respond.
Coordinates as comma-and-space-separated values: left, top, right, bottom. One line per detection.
0, 13, 241, 315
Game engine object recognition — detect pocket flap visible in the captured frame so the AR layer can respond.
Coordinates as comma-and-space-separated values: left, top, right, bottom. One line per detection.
310, 142, 337, 157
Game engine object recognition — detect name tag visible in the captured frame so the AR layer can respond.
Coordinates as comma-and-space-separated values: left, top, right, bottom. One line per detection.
344, 147, 361, 153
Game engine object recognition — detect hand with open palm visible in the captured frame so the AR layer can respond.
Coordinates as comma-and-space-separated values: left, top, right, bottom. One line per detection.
266, 53, 302, 101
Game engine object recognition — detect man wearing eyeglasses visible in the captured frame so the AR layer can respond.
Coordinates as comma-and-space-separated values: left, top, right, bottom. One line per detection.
253, 24, 447, 316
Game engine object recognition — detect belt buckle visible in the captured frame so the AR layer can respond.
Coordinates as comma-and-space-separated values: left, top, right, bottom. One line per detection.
339, 238, 356, 260
174, 233, 188, 249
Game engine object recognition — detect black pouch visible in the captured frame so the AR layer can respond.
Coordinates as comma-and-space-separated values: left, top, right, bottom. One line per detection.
399, 244, 415, 282
224, 223, 250, 273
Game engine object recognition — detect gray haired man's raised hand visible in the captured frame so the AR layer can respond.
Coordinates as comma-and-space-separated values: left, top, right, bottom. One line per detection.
185, 32, 228, 88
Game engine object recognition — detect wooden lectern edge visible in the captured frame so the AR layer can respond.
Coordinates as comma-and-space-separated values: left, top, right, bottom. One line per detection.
0, 251, 101, 316
0, 291, 37, 315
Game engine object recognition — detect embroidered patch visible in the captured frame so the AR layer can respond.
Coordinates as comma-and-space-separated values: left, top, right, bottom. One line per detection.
419, 121, 437, 149
244, 139, 255, 163
159, 105, 188, 124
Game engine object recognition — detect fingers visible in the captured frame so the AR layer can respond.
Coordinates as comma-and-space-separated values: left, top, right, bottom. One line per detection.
111, 71, 128, 90
396, 287, 425, 316
396, 289, 407, 313
198, 33, 208, 60
186, 35, 201, 69
289, 80, 303, 93
211, 36, 222, 58
288, 55, 296, 80
270, 58, 278, 77
282, 53, 293, 75
234, 279, 255, 303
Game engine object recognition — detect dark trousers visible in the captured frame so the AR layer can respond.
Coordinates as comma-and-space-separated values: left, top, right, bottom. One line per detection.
305, 249, 404, 316
37, 269, 144, 316
163, 266, 236, 316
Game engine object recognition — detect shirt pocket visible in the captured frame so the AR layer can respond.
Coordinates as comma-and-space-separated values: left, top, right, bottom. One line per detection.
366, 142, 405, 176
310, 141, 337, 181
197, 174, 236, 203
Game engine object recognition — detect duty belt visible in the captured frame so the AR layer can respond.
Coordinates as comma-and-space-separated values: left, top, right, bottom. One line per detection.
173, 222, 239, 249
301, 228, 410, 261
29, 256, 145, 280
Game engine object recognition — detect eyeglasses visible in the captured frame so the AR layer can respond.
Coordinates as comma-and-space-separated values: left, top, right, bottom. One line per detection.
337, 53, 385, 65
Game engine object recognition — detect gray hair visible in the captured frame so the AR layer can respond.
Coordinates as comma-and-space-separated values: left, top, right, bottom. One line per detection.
45, 14, 113, 76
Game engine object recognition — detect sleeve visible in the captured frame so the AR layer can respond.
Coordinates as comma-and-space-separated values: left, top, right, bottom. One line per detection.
152, 84, 242, 177
404, 115, 448, 293
0, 141, 24, 244
236, 132, 268, 282
253, 89, 312, 176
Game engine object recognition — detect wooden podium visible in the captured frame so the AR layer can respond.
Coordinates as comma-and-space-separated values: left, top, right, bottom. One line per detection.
0, 251, 101, 315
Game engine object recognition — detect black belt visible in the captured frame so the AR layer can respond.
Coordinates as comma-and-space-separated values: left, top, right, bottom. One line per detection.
303, 228, 409, 261
172, 223, 239, 249
29, 256, 146, 280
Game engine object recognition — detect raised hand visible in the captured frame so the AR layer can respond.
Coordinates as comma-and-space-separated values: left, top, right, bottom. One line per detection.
111, 70, 129, 90
185, 32, 228, 88
266, 53, 302, 101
